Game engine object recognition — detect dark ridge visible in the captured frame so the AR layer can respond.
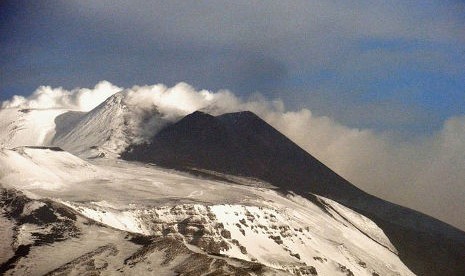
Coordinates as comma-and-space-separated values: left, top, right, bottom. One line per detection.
217, 111, 364, 200
19, 205, 57, 224
0, 188, 82, 274
128, 234, 154, 246
0, 245, 32, 274
373, 217, 465, 276
122, 110, 465, 276
20, 146, 64, 151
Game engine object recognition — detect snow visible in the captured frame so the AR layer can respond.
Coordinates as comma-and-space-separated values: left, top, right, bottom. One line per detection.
52, 92, 130, 157
0, 108, 68, 148
209, 202, 412, 276
52, 92, 169, 158
10, 223, 140, 276
0, 91, 169, 159
318, 196, 397, 253
0, 147, 100, 191
0, 144, 414, 275
57, 194, 414, 275
60, 201, 151, 235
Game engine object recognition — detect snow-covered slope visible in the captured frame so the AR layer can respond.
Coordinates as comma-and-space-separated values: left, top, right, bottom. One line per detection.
0, 147, 413, 275
52, 92, 168, 158
0, 147, 100, 191
0, 91, 169, 159
0, 103, 413, 274
0, 108, 68, 148
2, 187, 281, 276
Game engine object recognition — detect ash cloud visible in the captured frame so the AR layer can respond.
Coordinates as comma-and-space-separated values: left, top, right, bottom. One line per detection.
2, 81, 465, 231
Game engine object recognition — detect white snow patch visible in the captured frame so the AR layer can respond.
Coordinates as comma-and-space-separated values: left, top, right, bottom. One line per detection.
319, 196, 398, 253
60, 201, 150, 235
21, 201, 46, 217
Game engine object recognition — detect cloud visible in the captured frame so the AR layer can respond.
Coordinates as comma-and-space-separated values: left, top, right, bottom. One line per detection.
1, 81, 122, 111
2, 80, 465, 230
2, 1, 465, 137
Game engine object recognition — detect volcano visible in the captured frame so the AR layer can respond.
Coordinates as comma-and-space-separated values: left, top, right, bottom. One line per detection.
123, 110, 465, 276
1, 93, 464, 275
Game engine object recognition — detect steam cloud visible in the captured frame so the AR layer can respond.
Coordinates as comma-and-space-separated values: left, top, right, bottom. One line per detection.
2, 81, 465, 231
1, 81, 122, 111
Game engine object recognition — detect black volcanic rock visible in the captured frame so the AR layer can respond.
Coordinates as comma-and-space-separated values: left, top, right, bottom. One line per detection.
122, 110, 465, 276
123, 111, 363, 201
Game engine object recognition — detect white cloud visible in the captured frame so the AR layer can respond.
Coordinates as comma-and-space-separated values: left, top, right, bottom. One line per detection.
1, 81, 122, 111
2, 80, 465, 230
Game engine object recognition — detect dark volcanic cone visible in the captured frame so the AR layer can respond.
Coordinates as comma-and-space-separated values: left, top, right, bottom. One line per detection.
123, 111, 363, 201
122, 110, 465, 276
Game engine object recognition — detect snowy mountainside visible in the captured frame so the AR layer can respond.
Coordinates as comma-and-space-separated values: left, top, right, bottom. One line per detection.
0, 108, 68, 148
0, 147, 101, 191
52, 92, 168, 158
0, 91, 170, 159
0, 147, 413, 275
1, 187, 278, 275
1, 93, 464, 274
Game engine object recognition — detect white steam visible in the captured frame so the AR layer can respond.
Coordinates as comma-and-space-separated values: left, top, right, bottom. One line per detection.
2, 81, 465, 231
1, 81, 122, 111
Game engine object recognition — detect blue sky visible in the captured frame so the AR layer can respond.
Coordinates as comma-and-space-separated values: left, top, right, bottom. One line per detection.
1, 0, 464, 137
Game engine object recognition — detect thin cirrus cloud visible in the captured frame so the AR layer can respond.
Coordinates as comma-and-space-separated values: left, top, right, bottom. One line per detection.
2, 81, 465, 231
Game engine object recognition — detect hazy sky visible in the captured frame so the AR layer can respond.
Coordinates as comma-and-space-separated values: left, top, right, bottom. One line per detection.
1, 1, 465, 229
1, 1, 464, 136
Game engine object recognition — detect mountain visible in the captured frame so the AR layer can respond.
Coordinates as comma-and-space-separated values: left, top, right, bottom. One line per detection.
123, 110, 465, 276
0, 147, 413, 275
0, 91, 166, 159
1, 94, 465, 275
52, 92, 167, 158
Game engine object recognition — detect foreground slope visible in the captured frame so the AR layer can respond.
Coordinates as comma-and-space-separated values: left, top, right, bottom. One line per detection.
0, 147, 412, 275
123, 110, 465, 276
1, 187, 285, 275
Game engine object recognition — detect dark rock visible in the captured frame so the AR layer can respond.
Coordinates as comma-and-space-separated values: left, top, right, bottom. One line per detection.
221, 229, 231, 239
